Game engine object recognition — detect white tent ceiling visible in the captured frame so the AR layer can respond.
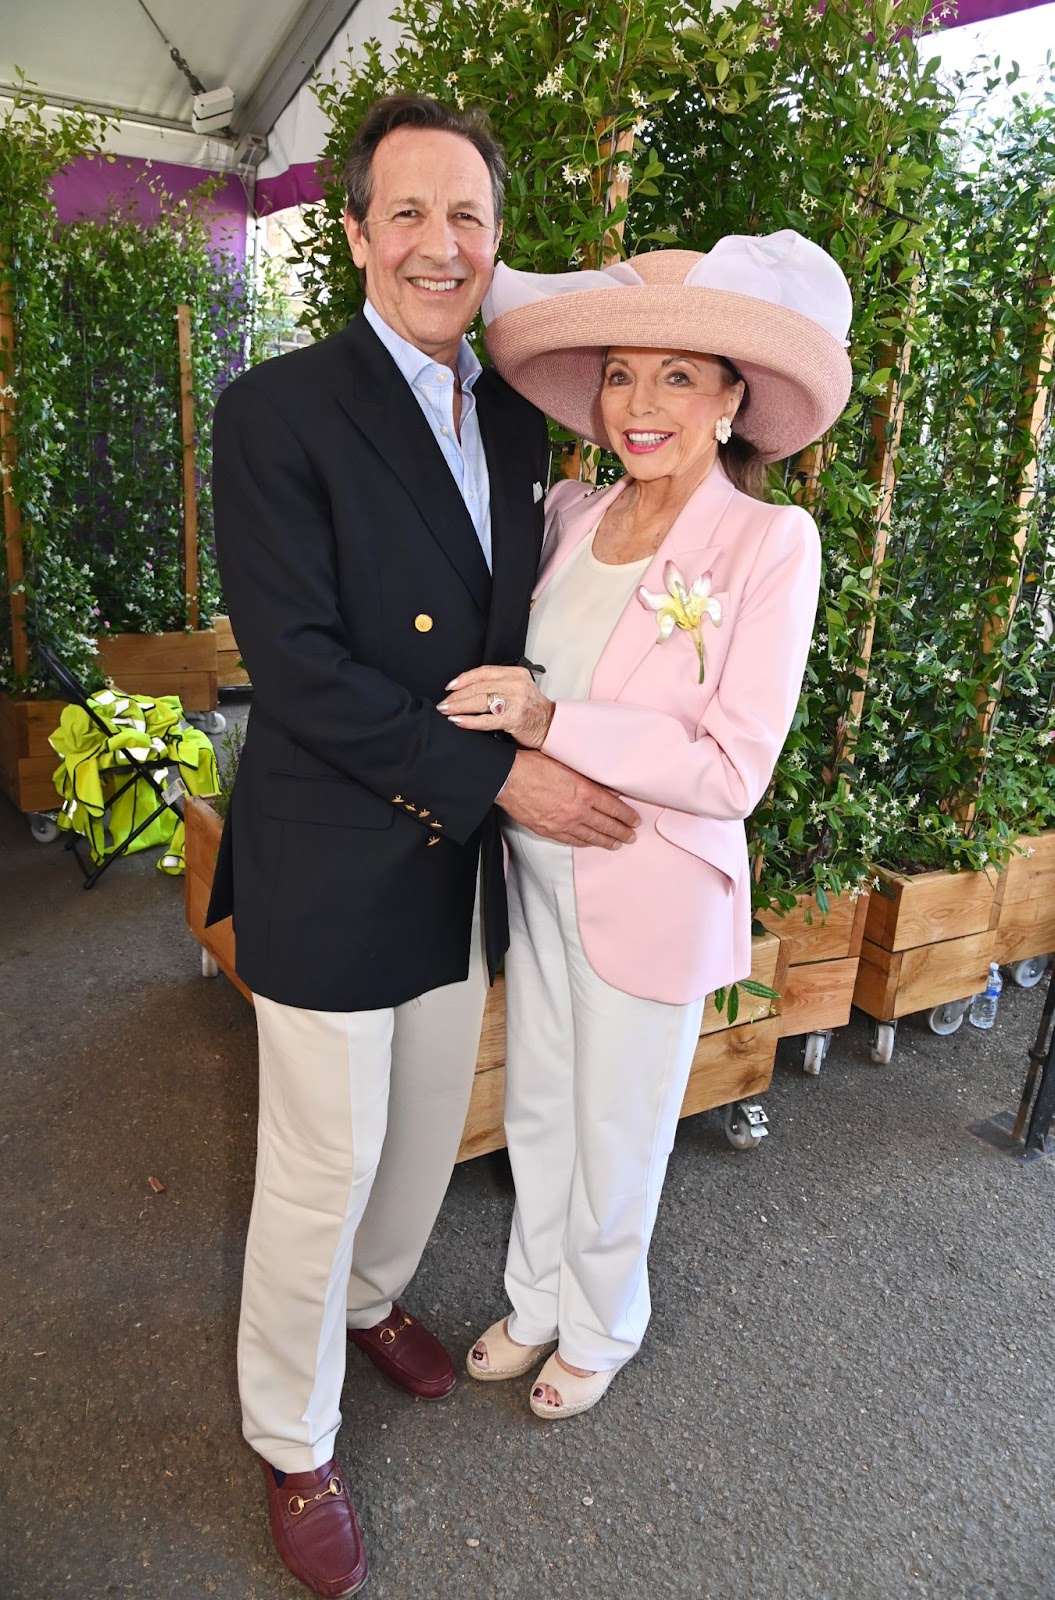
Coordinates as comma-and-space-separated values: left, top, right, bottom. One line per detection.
0, 0, 1044, 202
0, 0, 384, 176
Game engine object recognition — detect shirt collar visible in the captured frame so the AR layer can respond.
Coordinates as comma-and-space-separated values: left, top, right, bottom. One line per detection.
363, 298, 482, 394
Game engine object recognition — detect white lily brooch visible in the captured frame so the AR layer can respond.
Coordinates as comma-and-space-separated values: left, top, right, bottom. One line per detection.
638, 561, 723, 684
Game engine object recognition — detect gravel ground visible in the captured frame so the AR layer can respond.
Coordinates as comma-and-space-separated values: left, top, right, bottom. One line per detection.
2, 713, 1053, 1600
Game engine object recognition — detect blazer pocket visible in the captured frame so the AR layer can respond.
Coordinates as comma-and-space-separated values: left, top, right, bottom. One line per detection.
654, 810, 745, 888
261, 773, 395, 830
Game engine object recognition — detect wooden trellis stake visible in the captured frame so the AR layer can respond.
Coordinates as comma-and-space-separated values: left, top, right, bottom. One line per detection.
846, 312, 915, 745
976, 269, 1055, 741
560, 117, 635, 482
0, 249, 30, 679
953, 258, 1055, 824
825, 283, 917, 784
176, 304, 199, 630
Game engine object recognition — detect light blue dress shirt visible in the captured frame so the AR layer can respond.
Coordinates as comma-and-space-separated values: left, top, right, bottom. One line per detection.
363, 299, 493, 573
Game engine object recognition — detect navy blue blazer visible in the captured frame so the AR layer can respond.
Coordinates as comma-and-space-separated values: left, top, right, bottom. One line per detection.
206, 313, 548, 1010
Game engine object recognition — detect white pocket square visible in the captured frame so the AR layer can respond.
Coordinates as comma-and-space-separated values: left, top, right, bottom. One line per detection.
532, 480, 544, 504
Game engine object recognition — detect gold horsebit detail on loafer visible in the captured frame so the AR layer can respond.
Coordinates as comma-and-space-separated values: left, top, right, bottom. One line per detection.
378, 1313, 413, 1345
288, 1477, 343, 1516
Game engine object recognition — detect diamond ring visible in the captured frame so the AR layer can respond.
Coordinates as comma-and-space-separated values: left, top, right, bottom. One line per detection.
486, 693, 506, 716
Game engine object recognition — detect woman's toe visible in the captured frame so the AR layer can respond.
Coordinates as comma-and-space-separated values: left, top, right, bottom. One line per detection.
531, 1382, 562, 1409
470, 1342, 489, 1368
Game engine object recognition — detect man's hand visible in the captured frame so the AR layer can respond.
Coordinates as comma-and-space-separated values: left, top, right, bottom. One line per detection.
496, 750, 639, 849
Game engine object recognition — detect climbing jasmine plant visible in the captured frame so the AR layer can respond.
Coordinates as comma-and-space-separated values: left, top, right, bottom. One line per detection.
853, 87, 1055, 872
0, 79, 262, 694
0, 76, 111, 692
41, 201, 247, 644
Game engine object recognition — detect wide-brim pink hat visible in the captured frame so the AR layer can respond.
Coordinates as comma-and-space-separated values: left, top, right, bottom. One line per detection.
482, 230, 853, 463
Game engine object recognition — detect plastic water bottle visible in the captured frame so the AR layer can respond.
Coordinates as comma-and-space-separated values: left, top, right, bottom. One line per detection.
968, 963, 1003, 1030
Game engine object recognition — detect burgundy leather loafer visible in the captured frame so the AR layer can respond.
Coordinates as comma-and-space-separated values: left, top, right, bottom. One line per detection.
261, 1457, 367, 1598
347, 1304, 457, 1399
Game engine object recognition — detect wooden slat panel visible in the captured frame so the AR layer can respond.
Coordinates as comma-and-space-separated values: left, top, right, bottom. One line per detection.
183, 795, 223, 883
997, 833, 1055, 908
891, 931, 994, 1017
853, 939, 903, 1019
95, 631, 218, 713
98, 669, 217, 713
12, 757, 62, 814
185, 872, 253, 1002
776, 955, 859, 1038
456, 1068, 506, 1161
96, 629, 216, 675
854, 931, 993, 1020
758, 888, 868, 964
700, 931, 782, 1035
993, 894, 1055, 964
477, 980, 506, 1073
862, 876, 899, 950
848, 888, 871, 959
213, 614, 251, 688
864, 867, 998, 952
24, 699, 66, 756
680, 1017, 778, 1118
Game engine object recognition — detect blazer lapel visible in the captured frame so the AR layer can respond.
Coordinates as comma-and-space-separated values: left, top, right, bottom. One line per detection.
476, 374, 543, 662
534, 479, 629, 598
590, 464, 736, 700
335, 316, 492, 613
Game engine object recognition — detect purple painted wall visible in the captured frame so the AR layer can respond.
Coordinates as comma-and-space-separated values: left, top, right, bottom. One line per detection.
256, 162, 325, 217
50, 156, 248, 262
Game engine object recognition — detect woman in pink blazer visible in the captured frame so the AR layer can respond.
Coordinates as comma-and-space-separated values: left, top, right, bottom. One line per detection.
440, 232, 852, 1418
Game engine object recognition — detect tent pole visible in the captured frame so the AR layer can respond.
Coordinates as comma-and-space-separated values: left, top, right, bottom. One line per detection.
176, 304, 199, 630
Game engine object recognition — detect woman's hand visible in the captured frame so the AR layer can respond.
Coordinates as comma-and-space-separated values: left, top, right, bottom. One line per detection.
437, 666, 555, 749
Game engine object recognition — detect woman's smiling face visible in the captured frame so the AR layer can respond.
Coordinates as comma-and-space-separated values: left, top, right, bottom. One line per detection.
599, 347, 744, 485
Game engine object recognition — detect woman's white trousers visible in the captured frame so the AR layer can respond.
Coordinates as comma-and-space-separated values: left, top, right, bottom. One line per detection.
502, 829, 704, 1372
238, 896, 486, 1472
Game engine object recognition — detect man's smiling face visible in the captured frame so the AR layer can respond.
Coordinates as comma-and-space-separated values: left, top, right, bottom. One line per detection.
344, 125, 501, 370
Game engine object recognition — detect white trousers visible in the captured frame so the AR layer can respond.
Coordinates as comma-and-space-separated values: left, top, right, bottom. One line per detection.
503, 829, 704, 1371
239, 895, 487, 1472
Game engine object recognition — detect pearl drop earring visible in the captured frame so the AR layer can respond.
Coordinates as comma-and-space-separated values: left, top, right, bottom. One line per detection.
714, 416, 732, 444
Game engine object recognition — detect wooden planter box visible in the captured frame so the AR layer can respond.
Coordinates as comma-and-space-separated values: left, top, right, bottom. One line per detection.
852, 865, 1004, 1022
212, 614, 250, 689
993, 831, 1055, 966
0, 693, 66, 814
758, 887, 871, 1038
184, 793, 251, 1000
184, 795, 786, 1162
95, 628, 218, 713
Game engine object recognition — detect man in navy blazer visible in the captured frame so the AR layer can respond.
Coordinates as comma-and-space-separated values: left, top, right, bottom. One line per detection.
207, 95, 637, 1597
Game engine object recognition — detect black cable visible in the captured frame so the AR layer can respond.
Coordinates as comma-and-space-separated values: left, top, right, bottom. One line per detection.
134, 0, 206, 96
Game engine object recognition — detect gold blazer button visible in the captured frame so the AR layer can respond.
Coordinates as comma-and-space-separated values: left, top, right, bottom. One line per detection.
414, 614, 433, 633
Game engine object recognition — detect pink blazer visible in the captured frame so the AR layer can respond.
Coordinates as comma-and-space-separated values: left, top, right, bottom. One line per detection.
534, 463, 821, 1004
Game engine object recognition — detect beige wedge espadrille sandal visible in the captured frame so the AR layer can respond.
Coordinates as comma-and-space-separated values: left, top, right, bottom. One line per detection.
528, 1353, 622, 1419
465, 1318, 556, 1382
